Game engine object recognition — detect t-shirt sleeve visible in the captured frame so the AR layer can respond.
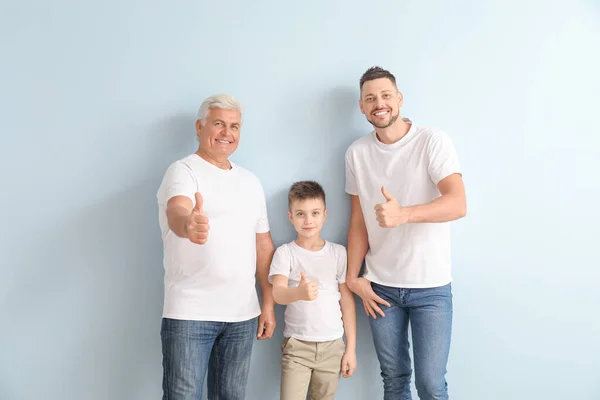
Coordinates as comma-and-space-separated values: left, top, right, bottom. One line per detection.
157, 161, 197, 206
255, 181, 270, 234
344, 148, 359, 196
427, 130, 462, 185
336, 246, 348, 284
268, 245, 291, 283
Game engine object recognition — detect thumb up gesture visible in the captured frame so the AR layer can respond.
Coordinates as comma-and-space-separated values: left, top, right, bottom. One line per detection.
298, 272, 319, 301
186, 192, 210, 244
375, 186, 410, 228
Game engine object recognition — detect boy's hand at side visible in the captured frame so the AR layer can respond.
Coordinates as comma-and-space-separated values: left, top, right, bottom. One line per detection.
298, 272, 319, 301
341, 350, 357, 378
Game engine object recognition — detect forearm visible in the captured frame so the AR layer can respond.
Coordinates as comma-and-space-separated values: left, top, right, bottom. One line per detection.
347, 224, 369, 281
256, 246, 275, 307
272, 286, 303, 305
166, 205, 191, 238
407, 193, 466, 223
340, 294, 356, 352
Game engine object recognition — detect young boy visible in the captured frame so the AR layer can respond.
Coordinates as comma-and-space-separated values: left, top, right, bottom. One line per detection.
269, 181, 357, 400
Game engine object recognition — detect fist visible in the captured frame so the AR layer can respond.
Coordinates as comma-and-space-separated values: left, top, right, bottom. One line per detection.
186, 192, 210, 244
298, 272, 319, 301
375, 186, 409, 228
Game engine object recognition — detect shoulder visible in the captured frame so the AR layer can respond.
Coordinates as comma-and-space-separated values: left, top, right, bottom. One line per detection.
273, 242, 294, 262
414, 124, 453, 146
164, 154, 197, 174
327, 242, 347, 257
233, 163, 264, 187
346, 133, 373, 156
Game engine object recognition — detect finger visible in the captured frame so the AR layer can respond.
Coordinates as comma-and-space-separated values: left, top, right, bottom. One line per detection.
370, 292, 391, 307
341, 363, 348, 377
364, 301, 376, 319
300, 272, 307, 283
193, 192, 204, 213
190, 237, 207, 245
369, 300, 386, 318
256, 319, 265, 338
381, 186, 395, 202
191, 214, 209, 224
192, 232, 208, 241
264, 321, 275, 339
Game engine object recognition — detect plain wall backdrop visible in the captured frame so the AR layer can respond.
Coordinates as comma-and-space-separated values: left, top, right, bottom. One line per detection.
1, 1, 599, 399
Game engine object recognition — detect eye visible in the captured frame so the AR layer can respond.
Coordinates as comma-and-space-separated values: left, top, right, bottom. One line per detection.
313, 211, 320, 216
383, 94, 390, 98
215, 122, 223, 127
231, 125, 239, 131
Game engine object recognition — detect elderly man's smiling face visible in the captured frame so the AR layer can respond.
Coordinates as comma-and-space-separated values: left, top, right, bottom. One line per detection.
196, 107, 242, 160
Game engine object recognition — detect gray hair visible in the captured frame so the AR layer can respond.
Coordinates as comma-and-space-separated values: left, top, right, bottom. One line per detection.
197, 94, 243, 123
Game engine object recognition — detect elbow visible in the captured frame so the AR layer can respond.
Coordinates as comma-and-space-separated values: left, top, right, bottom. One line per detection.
456, 201, 467, 219
259, 241, 275, 256
272, 289, 284, 306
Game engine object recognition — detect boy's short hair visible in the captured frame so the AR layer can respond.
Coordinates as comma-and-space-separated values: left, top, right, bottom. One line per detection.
288, 181, 326, 209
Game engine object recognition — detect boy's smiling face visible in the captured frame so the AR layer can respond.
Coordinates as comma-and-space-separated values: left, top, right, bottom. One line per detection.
288, 198, 327, 239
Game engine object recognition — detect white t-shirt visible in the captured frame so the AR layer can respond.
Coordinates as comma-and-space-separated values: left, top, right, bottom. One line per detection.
156, 154, 270, 322
268, 241, 347, 342
345, 120, 461, 288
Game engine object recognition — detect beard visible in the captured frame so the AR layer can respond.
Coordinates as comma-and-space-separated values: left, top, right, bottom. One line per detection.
366, 111, 400, 129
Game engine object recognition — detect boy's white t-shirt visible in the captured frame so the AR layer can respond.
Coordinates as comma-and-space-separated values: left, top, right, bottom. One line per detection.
157, 154, 270, 322
269, 241, 347, 342
345, 120, 461, 288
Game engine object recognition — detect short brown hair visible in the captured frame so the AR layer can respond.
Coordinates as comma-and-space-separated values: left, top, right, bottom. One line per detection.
359, 66, 397, 90
288, 181, 326, 208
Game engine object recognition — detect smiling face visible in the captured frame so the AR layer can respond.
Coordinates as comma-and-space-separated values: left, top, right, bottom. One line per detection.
195, 107, 241, 161
288, 198, 327, 240
359, 77, 403, 129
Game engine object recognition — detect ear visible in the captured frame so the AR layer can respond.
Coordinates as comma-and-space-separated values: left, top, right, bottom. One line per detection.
398, 91, 404, 108
195, 119, 203, 140
359, 99, 365, 115
323, 208, 328, 221
287, 211, 293, 223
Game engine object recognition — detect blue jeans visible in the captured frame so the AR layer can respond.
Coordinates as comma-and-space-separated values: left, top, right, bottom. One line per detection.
369, 282, 453, 400
161, 317, 256, 400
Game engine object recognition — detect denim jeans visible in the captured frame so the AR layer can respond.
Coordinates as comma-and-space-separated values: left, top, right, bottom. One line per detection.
160, 317, 257, 400
369, 282, 453, 400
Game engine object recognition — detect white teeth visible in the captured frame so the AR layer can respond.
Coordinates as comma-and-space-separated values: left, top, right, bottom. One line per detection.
216, 139, 230, 144
374, 110, 389, 116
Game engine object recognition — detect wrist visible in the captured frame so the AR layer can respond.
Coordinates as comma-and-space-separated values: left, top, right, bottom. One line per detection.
346, 276, 359, 290
261, 295, 275, 309
291, 287, 304, 302
405, 205, 417, 224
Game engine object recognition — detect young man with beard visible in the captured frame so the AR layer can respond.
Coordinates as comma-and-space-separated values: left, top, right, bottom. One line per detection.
345, 67, 467, 399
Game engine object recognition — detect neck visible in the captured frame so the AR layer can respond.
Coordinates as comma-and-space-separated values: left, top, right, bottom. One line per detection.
294, 236, 325, 251
196, 148, 231, 170
375, 118, 411, 144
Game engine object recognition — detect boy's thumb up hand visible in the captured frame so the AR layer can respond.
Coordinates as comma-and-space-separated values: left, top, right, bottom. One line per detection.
298, 272, 318, 301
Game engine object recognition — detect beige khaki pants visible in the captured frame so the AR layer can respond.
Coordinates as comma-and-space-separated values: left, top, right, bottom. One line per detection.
280, 336, 345, 400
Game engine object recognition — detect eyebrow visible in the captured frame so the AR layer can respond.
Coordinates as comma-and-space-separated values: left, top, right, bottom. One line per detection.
363, 90, 393, 97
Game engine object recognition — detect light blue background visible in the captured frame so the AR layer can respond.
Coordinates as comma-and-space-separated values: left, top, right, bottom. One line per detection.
1, 1, 599, 399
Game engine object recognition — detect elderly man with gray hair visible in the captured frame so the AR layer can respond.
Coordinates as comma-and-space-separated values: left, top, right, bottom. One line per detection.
156, 94, 276, 399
